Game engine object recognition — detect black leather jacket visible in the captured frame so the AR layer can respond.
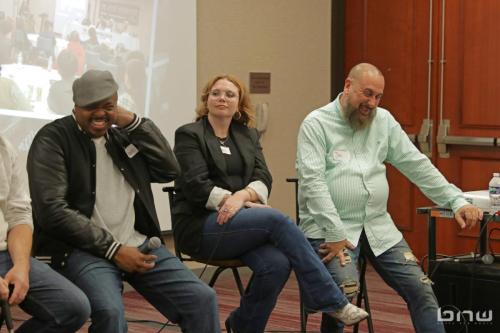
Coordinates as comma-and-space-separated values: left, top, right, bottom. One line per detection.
27, 115, 179, 268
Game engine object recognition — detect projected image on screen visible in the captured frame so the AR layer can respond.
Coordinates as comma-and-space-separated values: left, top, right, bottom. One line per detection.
0, 0, 196, 230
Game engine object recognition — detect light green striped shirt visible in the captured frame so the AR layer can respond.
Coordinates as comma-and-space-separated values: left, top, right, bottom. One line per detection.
296, 94, 469, 256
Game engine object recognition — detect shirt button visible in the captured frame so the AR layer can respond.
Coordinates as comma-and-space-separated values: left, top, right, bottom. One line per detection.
92, 191, 96, 195
92, 164, 96, 168
136, 189, 140, 194
61, 262, 66, 267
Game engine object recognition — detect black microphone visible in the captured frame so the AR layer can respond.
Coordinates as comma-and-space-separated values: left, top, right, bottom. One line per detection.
0, 299, 14, 333
440, 253, 495, 265
481, 253, 495, 265
140, 236, 161, 254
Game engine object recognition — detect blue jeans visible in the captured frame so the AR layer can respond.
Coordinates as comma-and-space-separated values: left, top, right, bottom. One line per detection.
309, 235, 445, 333
197, 207, 348, 333
60, 242, 219, 333
0, 251, 90, 332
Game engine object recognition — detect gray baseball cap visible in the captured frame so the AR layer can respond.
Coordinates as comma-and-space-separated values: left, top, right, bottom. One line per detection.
72, 70, 118, 107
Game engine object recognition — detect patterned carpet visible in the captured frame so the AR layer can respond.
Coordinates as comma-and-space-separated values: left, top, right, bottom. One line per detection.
212, 264, 414, 333
3, 264, 414, 332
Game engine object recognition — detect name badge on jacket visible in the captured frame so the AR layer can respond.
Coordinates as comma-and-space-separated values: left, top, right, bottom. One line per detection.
332, 149, 350, 161
221, 146, 231, 155
125, 144, 139, 158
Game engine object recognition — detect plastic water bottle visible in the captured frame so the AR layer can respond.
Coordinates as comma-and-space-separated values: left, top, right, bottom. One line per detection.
488, 172, 500, 214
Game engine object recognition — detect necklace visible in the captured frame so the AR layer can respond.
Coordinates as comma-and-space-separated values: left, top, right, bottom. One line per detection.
217, 135, 231, 155
217, 136, 228, 146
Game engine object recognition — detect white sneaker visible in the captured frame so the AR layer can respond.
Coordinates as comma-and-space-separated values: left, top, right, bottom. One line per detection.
328, 303, 369, 326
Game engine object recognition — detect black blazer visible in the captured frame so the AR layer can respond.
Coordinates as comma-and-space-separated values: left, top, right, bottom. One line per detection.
173, 117, 272, 254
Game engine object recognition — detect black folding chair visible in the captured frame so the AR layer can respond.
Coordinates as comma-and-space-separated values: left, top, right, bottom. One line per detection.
163, 186, 251, 295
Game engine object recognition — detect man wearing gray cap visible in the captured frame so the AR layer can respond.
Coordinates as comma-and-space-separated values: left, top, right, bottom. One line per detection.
27, 70, 219, 333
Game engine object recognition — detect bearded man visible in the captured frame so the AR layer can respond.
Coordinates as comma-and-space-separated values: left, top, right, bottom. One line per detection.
295, 62, 482, 333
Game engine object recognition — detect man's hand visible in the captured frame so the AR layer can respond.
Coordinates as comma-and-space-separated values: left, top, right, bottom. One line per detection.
319, 239, 355, 265
455, 204, 483, 230
112, 246, 157, 273
5, 224, 32, 305
114, 106, 136, 128
4, 265, 29, 305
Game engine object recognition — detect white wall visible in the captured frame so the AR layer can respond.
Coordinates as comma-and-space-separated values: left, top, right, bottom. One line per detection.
197, 0, 332, 217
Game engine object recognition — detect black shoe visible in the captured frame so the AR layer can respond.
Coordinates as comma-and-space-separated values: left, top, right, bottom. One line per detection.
225, 316, 233, 333
225, 312, 242, 333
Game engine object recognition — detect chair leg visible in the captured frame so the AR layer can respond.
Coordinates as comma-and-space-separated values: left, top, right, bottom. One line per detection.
208, 266, 227, 288
244, 273, 254, 295
354, 257, 375, 333
231, 267, 245, 296
363, 279, 375, 333
299, 298, 308, 333
208, 266, 247, 297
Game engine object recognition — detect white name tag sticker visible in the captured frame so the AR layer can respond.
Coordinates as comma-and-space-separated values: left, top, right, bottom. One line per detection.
125, 144, 139, 158
332, 149, 350, 161
220, 146, 231, 155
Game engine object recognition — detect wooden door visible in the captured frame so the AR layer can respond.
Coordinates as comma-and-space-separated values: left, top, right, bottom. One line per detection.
343, 0, 500, 260
434, 0, 500, 256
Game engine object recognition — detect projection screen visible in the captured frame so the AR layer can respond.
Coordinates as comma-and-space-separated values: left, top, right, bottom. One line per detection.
0, 0, 196, 230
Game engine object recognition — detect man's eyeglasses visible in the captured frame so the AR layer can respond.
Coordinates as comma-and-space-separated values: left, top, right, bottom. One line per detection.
359, 88, 383, 102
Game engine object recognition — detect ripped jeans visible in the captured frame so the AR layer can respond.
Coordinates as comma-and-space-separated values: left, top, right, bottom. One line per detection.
308, 235, 445, 333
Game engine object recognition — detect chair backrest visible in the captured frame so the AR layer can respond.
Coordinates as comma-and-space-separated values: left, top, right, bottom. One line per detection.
286, 177, 300, 225
162, 185, 185, 260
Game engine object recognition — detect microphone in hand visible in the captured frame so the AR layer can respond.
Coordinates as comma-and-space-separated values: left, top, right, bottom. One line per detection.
140, 236, 162, 262
0, 299, 14, 333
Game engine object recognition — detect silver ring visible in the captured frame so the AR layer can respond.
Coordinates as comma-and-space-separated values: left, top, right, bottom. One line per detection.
223, 208, 229, 212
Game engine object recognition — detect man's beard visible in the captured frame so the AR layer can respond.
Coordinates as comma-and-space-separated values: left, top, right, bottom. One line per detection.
344, 103, 376, 130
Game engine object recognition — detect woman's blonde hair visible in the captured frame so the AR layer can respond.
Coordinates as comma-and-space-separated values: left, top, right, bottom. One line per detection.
195, 74, 255, 127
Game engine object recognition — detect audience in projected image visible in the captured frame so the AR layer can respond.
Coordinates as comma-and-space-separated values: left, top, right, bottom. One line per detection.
17, 0, 35, 33
0, 2, 147, 115
12, 16, 32, 63
65, 31, 85, 75
47, 49, 78, 114
35, 20, 56, 61
118, 57, 146, 114
83, 26, 99, 51
0, 65, 31, 111
0, 17, 14, 64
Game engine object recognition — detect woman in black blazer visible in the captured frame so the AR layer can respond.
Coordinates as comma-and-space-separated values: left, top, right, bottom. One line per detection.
173, 74, 368, 333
